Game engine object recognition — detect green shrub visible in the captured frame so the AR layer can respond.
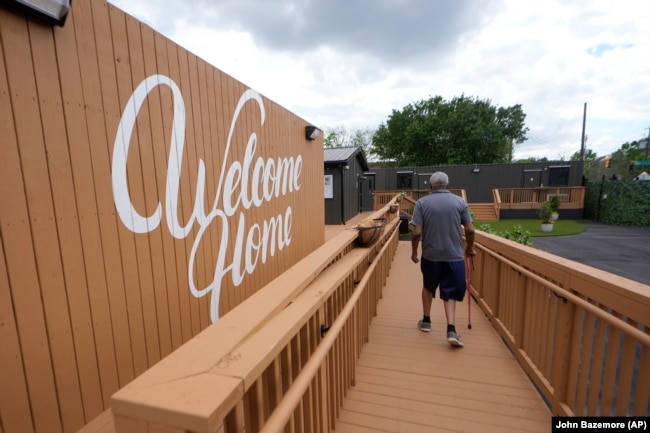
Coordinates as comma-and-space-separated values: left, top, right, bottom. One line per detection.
584, 179, 650, 226
478, 223, 532, 246
538, 201, 553, 224
478, 223, 496, 233
549, 194, 561, 213
500, 225, 532, 246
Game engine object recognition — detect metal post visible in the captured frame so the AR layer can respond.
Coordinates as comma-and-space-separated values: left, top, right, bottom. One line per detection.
580, 103, 587, 160
596, 174, 605, 222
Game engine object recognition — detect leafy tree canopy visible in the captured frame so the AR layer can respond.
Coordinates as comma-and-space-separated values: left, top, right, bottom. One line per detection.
514, 156, 550, 163
571, 138, 648, 180
323, 126, 376, 160
372, 95, 529, 166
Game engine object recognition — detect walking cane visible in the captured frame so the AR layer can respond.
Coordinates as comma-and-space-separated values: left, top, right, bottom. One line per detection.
466, 256, 473, 329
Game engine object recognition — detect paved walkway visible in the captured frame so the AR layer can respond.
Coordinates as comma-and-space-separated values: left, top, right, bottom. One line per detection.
532, 222, 650, 286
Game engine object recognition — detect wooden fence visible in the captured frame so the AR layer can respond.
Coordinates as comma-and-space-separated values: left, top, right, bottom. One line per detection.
376, 187, 584, 212
376, 187, 584, 221
373, 189, 466, 211
495, 187, 586, 210
472, 231, 649, 417
0, 2, 324, 432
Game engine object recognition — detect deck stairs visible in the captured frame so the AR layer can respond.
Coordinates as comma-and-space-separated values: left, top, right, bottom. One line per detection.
469, 203, 498, 221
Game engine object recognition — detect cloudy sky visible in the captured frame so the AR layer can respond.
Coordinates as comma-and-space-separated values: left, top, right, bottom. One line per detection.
108, 0, 650, 160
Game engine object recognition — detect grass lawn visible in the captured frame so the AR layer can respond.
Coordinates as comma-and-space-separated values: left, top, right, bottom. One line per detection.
474, 219, 588, 237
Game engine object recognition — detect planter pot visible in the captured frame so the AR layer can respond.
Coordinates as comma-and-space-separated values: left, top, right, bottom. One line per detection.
357, 217, 387, 247
551, 212, 559, 221
540, 223, 554, 233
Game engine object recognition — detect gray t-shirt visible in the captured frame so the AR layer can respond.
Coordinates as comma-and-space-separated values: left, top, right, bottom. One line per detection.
410, 190, 472, 261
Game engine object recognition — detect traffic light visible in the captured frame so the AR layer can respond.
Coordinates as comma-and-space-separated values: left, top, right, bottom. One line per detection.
605, 158, 611, 168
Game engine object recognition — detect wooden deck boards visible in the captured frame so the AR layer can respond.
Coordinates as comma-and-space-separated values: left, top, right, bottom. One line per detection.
334, 241, 551, 433
78, 235, 551, 433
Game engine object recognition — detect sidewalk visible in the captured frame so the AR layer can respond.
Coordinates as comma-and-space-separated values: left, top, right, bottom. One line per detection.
532, 222, 650, 286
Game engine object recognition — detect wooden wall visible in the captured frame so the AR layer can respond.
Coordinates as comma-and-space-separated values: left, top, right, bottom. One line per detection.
0, 1, 324, 432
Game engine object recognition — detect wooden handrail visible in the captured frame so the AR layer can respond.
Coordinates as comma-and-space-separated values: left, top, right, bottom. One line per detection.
373, 190, 465, 210
477, 244, 650, 346
471, 230, 650, 417
375, 187, 584, 213
259, 219, 399, 432
111, 203, 401, 432
493, 186, 586, 210
376, 188, 584, 201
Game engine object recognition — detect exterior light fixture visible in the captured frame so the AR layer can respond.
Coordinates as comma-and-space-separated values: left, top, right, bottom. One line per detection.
0, 0, 71, 26
305, 125, 321, 141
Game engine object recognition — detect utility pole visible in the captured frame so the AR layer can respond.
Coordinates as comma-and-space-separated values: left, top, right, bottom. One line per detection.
580, 102, 587, 160
646, 126, 649, 160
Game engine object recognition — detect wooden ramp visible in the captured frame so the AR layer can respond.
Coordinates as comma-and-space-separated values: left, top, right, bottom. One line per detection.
78, 239, 551, 433
334, 241, 550, 433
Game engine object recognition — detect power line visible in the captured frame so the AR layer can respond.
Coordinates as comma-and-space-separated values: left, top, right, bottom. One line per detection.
527, 134, 552, 145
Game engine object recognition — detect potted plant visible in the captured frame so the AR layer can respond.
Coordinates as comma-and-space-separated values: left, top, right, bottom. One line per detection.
538, 201, 554, 232
549, 194, 560, 220
356, 217, 387, 247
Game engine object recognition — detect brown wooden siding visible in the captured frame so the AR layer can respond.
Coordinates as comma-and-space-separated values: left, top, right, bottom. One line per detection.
0, 1, 324, 432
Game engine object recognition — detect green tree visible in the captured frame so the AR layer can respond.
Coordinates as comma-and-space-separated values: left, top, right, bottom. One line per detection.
372, 95, 528, 166
323, 127, 345, 148
570, 148, 600, 180
348, 128, 375, 159
571, 138, 647, 181
323, 126, 376, 160
515, 156, 550, 163
324, 132, 338, 147
611, 139, 646, 179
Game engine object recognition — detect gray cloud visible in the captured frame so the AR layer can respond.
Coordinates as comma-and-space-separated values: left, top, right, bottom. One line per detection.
109, 0, 650, 159
229, 0, 494, 60
117, 0, 501, 64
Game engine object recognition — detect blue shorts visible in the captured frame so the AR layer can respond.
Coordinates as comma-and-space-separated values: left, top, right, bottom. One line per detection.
420, 258, 466, 301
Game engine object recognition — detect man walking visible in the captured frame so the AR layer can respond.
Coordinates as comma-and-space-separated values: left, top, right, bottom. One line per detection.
409, 172, 476, 347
